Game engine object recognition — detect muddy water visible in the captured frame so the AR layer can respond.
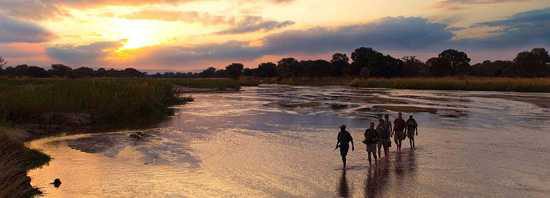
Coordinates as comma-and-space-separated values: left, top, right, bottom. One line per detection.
28, 85, 550, 197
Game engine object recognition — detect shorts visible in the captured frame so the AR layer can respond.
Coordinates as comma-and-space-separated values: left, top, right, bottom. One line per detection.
394, 130, 405, 141
407, 130, 415, 139
339, 144, 349, 157
366, 144, 377, 152
378, 139, 391, 148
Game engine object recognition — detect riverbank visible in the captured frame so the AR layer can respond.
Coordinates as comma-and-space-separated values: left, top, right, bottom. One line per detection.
0, 77, 240, 197
240, 77, 550, 92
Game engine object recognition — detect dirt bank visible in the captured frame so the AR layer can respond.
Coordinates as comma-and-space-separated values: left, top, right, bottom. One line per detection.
0, 128, 51, 197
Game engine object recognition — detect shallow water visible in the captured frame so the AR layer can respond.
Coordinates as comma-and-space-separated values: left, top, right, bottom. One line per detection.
29, 85, 550, 197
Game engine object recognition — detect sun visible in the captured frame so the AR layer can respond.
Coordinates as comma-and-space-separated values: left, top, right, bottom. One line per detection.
112, 20, 163, 49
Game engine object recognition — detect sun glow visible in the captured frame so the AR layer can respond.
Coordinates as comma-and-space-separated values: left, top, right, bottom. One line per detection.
112, 20, 165, 49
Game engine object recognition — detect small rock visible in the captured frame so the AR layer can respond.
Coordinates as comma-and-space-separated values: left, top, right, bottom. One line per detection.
51, 178, 62, 188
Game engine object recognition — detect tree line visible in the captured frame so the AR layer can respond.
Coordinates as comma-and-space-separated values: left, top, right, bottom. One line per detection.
199, 47, 550, 79
1, 47, 549, 78
0, 60, 145, 78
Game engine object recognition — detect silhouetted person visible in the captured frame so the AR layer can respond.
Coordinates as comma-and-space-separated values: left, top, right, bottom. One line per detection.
376, 118, 391, 159
363, 122, 378, 166
335, 125, 354, 169
406, 115, 418, 150
393, 112, 406, 152
384, 114, 393, 137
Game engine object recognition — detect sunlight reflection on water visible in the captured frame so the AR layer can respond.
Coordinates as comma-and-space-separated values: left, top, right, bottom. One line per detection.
29, 85, 550, 197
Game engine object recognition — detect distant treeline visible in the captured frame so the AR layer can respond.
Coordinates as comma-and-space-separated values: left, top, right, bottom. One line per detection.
198, 47, 550, 79
0, 60, 145, 78
1, 47, 549, 78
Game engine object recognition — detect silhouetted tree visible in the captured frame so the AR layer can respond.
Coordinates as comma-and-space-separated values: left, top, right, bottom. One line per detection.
472, 60, 514, 76
277, 57, 300, 77
350, 47, 401, 77
49, 64, 73, 77
0, 57, 6, 67
401, 56, 427, 76
225, 63, 244, 79
199, 67, 217, 77
257, 62, 278, 77
427, 57, 451, 76
0, 57, 5, 75
70, 67, 95, 78
438, 49, 471, 75
513, 48, 550, 76
331, 53, 349, 76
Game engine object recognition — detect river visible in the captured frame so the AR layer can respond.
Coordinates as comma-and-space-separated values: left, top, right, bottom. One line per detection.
28, 85, 550, 197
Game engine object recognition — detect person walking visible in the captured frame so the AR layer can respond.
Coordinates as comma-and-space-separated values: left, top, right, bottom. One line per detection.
363, 122, 378, 166
393, 112, 406, 152
376, 118, 391, 159
406, 115, 418, 150
335, 125, 354, 169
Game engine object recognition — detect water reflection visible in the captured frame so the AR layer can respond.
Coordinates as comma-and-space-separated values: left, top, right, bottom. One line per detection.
56, 129, 201, 167
338, 171, 351, 197
363, 150, 417, 197
27, 85, 550, 197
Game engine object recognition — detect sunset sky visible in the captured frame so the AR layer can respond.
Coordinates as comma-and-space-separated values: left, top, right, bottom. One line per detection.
0, 0, 549, 72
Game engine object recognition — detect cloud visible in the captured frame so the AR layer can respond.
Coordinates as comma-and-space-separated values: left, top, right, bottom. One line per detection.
135, 17, 453, 66
460, 7, 550, 48
216, 16, 295, 34
137, 41, 262, 66
434, 0, 529, 10
0, 15, 52, 43
262, 17, 453, 53
0, 0, 294, 20
123, 9, 232, 25
46, 40, 125, 65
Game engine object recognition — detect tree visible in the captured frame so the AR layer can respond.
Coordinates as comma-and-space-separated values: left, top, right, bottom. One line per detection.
351, 47, 384, 76
472, 60, 514, 76
0, 57, 7, 67
0, 57, 6, 75
427, 57, 451, 76
513, 48, 549, 76
350, 47, 401, 77
438, 49, 471, 75
401, 56, 427, 76
225, 63, 244, 79
256, 62, 278, 77
71, 67, 95, 78
49, 64, 73, 77
330, 53, 349, 76
277, 57, 299, 77
199, 67, 217, 77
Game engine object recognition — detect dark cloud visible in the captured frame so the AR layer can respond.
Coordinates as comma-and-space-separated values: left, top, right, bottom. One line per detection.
46, 40, 124, 64
262, 17, 453, 53
139, 17, 453, 66
216, 16, 295, 34
0, 15, 52, 43
139, 41, 262, 65
460, 7, 550, 48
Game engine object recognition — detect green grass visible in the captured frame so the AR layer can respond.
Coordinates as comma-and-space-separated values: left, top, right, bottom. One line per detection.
0, 78, 241, 129
350, 77, 550, 92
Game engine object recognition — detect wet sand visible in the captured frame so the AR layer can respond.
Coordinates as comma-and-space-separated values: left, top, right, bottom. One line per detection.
28, 85, 550, 197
